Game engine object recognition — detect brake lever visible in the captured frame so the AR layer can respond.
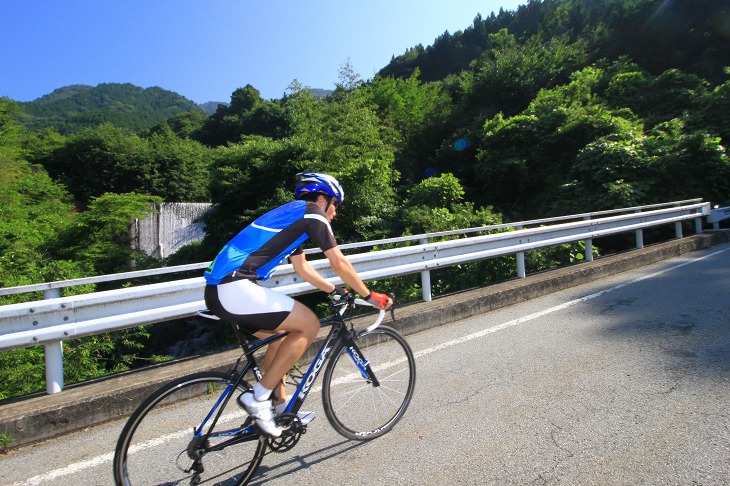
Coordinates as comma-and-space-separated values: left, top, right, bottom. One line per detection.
388, 292, 396, 321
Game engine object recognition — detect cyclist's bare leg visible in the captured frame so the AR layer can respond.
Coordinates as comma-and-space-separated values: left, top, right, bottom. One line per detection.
257, 301, 319, 392
255, 338, 287, 405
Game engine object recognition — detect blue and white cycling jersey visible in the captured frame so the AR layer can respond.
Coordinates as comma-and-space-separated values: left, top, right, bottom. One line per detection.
204, 200, 337, 285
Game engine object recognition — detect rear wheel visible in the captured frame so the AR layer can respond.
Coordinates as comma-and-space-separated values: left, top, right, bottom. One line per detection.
113, 372, 266, 485
322, 326, 416, 440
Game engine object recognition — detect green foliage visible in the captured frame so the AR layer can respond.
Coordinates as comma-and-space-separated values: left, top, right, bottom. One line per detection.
149, 111, 208, 139
380, 0, 729, 87
193, 85, 288, 146
0, 99, 89, 302
147, 128, 211, 202
40, 122, 212, 203
475, 59, 729, 217
0, 429, 13, 453
53, 192, 162, 275
0, 327, 162, 399
365, 70, 453, 183
526, 241, 598, 273
406, 173, 465, 209
43, 123, 152, 201
691, 71, 730, 144
206, 74, 400, 244
468, 32, 590, 115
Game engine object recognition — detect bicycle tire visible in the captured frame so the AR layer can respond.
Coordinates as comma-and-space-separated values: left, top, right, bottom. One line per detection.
322, 325, 416, 440
113, 371, 266, 486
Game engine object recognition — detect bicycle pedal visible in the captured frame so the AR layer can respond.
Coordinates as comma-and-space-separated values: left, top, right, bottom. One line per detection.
269, 413, 304, 453
275, 413, 302, 429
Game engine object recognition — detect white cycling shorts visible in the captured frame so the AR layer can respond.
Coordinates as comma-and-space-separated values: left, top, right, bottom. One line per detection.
204, 279, 295, 331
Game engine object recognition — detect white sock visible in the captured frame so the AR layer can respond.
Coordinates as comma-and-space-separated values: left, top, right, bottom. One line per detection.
252, 382, 272, 401
275, 402, 287, 414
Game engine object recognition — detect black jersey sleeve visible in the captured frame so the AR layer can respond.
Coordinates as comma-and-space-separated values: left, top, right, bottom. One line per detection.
304, 204, 338, 252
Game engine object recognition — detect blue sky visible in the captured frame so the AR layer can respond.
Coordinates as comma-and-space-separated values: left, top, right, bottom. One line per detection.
2, 0, 525, 104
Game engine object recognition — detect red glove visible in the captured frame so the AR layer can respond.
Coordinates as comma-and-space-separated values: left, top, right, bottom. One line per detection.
364, 291, 390, 309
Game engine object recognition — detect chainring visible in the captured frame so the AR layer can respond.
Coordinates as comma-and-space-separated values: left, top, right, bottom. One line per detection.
268, 413, 305, 453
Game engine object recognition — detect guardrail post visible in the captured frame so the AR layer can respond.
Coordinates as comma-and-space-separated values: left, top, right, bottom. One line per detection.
515, 225, 526, 278
516, 253, 526, 278
695, 217, 703, 234
45, 341, 64, 394
42, 287, 64, 393
420, 238, 432, 302
674, 202, 683, 239
583, 216, 594, 262
634, 210, 644, 249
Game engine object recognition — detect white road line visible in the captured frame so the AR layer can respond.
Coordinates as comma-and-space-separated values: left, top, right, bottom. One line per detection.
412, 248, 727, 359
12, 248, 725, 485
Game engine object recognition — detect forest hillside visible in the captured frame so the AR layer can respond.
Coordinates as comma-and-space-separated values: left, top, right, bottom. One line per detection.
17, 83, 204, 134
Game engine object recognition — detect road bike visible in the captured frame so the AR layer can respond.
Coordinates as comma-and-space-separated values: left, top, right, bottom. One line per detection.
113, 292, 416, 485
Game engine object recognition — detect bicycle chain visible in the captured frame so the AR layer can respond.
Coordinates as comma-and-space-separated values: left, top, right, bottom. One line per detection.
268, 413, 305, 453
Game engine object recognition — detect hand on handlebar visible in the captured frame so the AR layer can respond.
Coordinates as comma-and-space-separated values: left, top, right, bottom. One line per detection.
364, 291, 393, 310
329, 285, 350, 300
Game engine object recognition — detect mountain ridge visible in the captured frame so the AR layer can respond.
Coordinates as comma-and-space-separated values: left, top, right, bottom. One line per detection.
14, 83, 334, 132
18, 83, 204, 134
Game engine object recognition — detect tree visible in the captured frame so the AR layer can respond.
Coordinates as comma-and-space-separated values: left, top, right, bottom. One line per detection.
193, 85, 288, 146
149, 111, 208, 139
644, 119, 729, 205
0, 98, 82, 300
690, 69, 730, 144
43, 123, 152, 201
405, 172, 465, 209
366, 70, 452, 184
147, 128, 211, 202
52, 192, 162, 275
474, 65, 651, 216
465, 31, 590, 116
289, 70, 399, 241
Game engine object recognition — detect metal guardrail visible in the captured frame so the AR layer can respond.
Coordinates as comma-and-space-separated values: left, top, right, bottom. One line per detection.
0, 200, 711, 394
0, 198, 708, 298
708, 205, 730, 228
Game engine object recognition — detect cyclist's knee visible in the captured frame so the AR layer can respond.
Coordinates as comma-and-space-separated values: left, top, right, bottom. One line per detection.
296, 310, 319, 342
280, 302, 319, 339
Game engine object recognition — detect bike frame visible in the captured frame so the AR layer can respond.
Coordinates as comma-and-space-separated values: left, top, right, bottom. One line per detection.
285, 313, 378, 416
194, 301, 383, 451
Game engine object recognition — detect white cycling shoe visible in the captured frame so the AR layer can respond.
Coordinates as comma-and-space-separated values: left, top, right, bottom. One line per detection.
275, 402, 316, 425
238, 391, 284, 437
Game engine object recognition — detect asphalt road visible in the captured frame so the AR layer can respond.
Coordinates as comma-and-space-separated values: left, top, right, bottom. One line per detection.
3, 243, 729, 485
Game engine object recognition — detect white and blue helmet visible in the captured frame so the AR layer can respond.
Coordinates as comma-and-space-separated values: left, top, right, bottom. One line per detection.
295, 172, 345, 205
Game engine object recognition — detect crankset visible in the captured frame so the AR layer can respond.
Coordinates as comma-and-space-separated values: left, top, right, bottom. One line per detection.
268, 413, 305, 453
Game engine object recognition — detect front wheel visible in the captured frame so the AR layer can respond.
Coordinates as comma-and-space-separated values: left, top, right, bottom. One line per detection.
113, 371, 266, 486
322, 325, 416, 440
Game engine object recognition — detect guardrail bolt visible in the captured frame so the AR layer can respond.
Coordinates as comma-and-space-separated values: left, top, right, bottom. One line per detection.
33, 321, 39, 326
29, 308, 36, 313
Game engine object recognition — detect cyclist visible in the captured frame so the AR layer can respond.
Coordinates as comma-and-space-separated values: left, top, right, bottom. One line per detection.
203, 172, 392, 437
